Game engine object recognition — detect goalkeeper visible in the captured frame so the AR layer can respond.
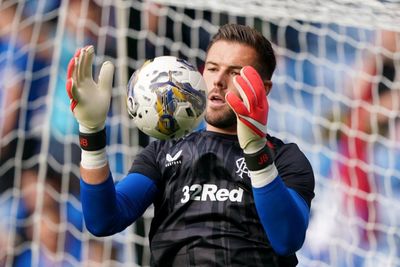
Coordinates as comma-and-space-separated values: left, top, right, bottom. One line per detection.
66, 24, 314, 266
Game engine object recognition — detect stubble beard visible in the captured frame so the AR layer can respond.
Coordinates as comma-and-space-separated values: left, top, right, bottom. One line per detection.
204, 106, 237, 129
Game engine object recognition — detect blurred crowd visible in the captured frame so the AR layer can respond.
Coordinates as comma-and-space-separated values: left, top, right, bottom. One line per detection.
0, 0, 399, 267
0, 0, 112, 266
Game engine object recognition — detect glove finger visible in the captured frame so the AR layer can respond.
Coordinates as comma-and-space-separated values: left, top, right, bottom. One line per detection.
233, 74, 254, 111
241, 66, 266, 106
82, 45, 94, 78
73, 56, 80, 86
74, 48, 82, 57
66, 78, 79, 111
70, 99, 78, 112
226, 92, 265, 137
67, 57, 75, 80
66, 78, 74, 99
98, 61, 115, 94
225, 91, 249, 116
67, 48, 82, 79
77, 47, 87, 82
71, 78, 80, 100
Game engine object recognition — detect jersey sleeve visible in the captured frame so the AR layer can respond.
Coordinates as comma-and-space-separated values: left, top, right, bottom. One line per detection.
80, 172, 157, 236
274, 143, 315, 207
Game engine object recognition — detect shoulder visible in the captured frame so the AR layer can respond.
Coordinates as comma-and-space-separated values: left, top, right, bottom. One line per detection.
268, 135, 315, 206
267, 135, 311, 167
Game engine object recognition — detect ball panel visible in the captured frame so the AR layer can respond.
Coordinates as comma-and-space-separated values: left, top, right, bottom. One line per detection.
126, 56, 207, 140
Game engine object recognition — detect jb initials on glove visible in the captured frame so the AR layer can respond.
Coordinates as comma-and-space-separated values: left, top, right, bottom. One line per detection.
66, 45, 114, 169
226, 66, 278, 187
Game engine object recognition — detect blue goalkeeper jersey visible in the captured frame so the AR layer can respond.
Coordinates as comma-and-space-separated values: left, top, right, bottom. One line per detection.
129, 130, 315, 266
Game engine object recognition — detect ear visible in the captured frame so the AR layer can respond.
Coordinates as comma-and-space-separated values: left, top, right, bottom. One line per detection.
264, 80, 272, 96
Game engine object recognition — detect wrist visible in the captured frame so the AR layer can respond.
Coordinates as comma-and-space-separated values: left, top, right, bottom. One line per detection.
244, 144, 274, 171
79, 127, 106, 151
78, 125, 108, 169
243, 138, 266, 154
249, 163, 279, 188
244, 144, 278, 187
79, 123, 105, 134
237, 120, 266, 153
81, 148, 108, 169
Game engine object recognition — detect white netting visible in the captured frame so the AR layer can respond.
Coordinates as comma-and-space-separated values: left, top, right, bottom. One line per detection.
153, 0, 400, 31
1, 0, 400, 266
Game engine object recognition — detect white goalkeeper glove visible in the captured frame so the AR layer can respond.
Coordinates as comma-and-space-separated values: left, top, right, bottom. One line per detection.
66, 45, 114, 133
66, 45, 114, 168
226, 66, 278, 187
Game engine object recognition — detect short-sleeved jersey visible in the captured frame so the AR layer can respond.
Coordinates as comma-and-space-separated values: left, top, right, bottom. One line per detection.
130, 130, 315, 267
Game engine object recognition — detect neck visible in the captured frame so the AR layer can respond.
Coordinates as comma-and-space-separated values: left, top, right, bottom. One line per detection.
206, 123, 237, 135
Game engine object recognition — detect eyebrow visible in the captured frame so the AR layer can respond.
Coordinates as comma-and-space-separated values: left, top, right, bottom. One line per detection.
205, 61, 243, 70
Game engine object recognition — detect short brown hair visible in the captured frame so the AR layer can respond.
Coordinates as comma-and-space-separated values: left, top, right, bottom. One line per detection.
207, 24, 276, 80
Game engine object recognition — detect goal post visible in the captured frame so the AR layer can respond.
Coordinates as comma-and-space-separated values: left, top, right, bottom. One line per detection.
1, 0, 400, 266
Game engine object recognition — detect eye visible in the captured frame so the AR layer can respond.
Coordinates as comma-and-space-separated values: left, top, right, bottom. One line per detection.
231, 71, 240, 76
207, 67, 217, 72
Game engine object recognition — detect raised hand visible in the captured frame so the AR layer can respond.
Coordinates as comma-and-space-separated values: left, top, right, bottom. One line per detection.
225, 66, 269, 154
66, 45, 114, 133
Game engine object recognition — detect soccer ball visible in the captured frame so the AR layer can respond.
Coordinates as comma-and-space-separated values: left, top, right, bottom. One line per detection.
126, 56, 207, 140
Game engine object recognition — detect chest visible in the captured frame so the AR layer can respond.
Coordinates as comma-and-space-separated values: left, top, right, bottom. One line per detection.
156, 144, 255, 209
161, 143, 251, 182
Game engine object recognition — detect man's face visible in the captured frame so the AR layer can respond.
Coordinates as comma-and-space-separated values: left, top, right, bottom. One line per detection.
203, 41, 259, 131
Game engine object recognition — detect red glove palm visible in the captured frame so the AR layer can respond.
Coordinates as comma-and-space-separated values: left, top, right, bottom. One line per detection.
226, 66, 269, 153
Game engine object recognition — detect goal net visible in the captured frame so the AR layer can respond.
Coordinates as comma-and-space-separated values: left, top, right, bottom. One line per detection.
1, 0, 399, 266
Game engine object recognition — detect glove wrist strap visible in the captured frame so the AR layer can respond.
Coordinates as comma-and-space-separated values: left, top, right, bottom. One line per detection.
79, 128, 106, 151
244, 145, 274, 171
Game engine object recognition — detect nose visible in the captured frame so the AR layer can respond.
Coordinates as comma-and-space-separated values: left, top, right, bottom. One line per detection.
213, 71, 228, 90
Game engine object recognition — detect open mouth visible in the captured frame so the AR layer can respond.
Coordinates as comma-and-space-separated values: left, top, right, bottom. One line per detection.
209, 94, 225, 105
